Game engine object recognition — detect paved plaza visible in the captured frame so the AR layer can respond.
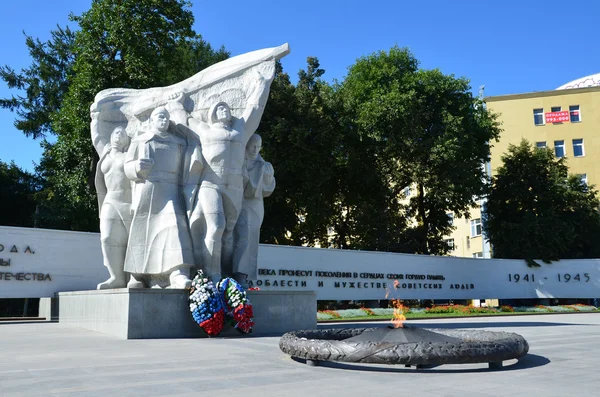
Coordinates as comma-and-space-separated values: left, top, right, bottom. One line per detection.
1, 313, 599, 397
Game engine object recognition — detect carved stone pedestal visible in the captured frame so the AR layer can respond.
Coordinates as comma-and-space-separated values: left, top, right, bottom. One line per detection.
58, 289, 316, 339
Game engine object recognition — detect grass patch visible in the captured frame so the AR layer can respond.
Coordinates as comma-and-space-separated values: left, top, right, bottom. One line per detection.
319, 311, 536, 322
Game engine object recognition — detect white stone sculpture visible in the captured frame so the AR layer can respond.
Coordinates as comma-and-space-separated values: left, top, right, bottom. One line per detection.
232, 134, 276, 287
123, 107, 200, 288
91, 44, 289, 289
167, 62, 276, 283
90, 112, 133, 289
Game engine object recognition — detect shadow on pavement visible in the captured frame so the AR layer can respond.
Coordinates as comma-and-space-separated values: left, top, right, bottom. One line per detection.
290, 353, 550, 373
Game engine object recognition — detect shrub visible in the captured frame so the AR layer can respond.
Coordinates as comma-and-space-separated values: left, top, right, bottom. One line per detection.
548, 306, 574, 312
426, 305, 454, 314
565, 305, 598, 312
514, 306, 551, 313
360, 307, 375, 316
558, 305, 599, 312
320, 310, 340, 318
370, 308, 395, 316
337, 309, 370, 319
318, 303, 598, 321
459, 305, 498, 314
425, 304, 498, 315
317, 312, 334, 320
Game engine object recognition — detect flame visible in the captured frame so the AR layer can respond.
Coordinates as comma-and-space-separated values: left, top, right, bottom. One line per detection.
390, 299, 406, 328
385, 280, 406, 328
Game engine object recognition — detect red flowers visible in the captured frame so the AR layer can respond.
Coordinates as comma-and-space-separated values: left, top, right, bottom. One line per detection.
360, 307, 375, 316
321, 310, 341, 318
233, 304, 254, 334
200, 309, 225, 336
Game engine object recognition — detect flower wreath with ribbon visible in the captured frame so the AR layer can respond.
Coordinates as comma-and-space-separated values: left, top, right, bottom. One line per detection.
218, 278, 254, 334
189, 270, 225, 336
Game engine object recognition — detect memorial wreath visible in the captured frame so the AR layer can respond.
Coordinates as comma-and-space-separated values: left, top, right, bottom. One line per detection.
189, 271, 254, 336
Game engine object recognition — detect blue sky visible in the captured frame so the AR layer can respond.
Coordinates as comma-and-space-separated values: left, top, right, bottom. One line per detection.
1, 0, 599, 172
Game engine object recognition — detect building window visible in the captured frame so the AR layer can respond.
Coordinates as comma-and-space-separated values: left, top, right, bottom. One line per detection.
536, 141, 546, 149
572, 139, 584, 157
533, 108, 544, 125
554, 140, 565, 158
578, 174, 588, 186
444, 238, 455, 251
548, 106, 565, 123
472, 252, 483, 259
570, 105, 581, 122
447, 213, 454, 225
470, 219, 482, 237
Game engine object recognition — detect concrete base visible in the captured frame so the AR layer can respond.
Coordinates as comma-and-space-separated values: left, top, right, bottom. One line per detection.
58, 289, 316, 339
38, 297, 59, 321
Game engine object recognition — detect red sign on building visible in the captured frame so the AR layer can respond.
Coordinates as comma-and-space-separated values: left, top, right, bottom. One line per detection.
545, 111, 570, 123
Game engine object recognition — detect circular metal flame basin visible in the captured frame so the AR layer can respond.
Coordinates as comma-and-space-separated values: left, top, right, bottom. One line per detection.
279, 326, 529, 366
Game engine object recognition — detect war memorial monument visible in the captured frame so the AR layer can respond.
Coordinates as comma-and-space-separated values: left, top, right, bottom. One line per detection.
49, 43, 316, 338
3, 44, 600, 380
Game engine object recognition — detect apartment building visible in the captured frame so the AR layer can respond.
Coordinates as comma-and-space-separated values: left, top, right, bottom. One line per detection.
446, 74, 600, 258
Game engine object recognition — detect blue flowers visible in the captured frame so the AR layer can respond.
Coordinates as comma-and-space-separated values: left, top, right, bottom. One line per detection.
189, 270, 225, 335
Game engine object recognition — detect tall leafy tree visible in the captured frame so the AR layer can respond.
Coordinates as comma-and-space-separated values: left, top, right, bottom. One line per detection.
257, 57, 412, 251
259, 58, 343, 246
0, 26, 75, 139
339, 46, 501, 254
1, 0, 228, 231
484, 140, 600, 264
0, 161, 42, 227
327, 76, 411, 252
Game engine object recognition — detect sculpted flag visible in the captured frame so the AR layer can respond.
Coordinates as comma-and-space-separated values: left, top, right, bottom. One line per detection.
91, 44, 290, 144
91, 43, 289, 217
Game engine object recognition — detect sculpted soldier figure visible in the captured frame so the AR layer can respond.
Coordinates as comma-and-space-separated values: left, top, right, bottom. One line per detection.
123, 107, 199, 289
167, 63, 276, 282
91, 117, 133, 289
232, 134, 275, 287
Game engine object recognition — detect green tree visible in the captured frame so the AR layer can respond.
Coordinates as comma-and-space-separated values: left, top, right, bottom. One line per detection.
339, 46, 501, 254
1, 0, 228, 231
258, 57, 411, 252
329, 132, 412, 252
325, 73, 411, 252
258, 58, 343, 246
0, 26, 75, 139
484, 140, 600, 264
0, 161, 42, 227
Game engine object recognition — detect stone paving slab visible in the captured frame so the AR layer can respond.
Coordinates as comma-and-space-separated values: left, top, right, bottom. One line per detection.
0, 313, 599, 396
